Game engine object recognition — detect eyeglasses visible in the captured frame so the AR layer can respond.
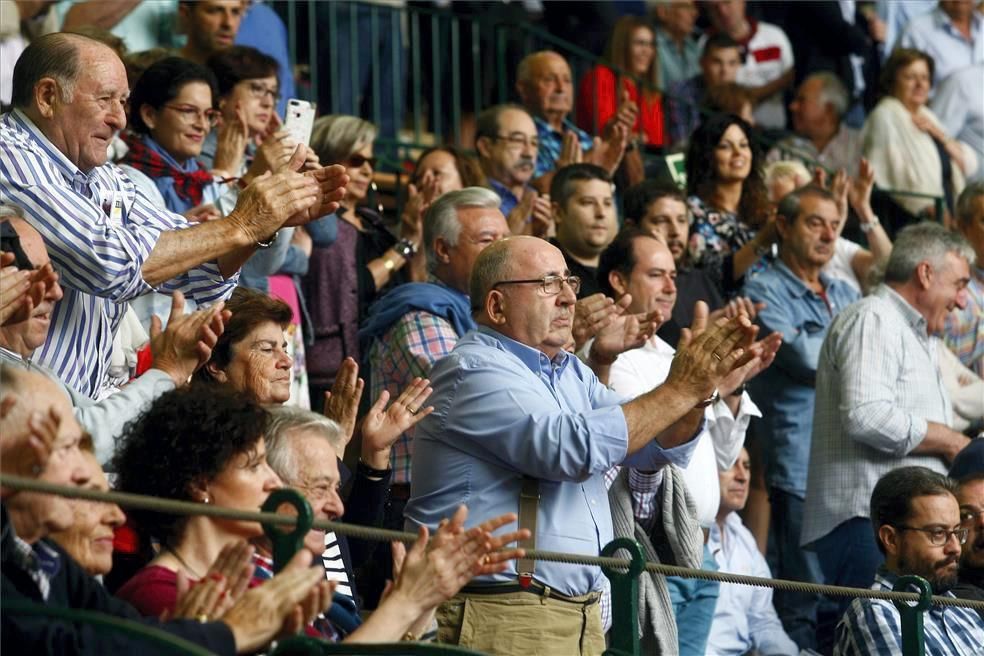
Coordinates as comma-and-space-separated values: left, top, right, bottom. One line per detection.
492, 134, 540, 150
895, 525, 969, 546
246, 81, 281, 102
961, 508, 984, 525
346, 154, 377, 169
163, 104, 221, 127
493, 274, 581, 296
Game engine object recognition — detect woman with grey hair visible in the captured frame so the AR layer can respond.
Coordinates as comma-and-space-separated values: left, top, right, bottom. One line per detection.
302, 115, 424, 403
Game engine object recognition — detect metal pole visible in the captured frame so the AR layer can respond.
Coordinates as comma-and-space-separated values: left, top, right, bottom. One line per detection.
600, 538, 645, 656
892, 575, 931, 656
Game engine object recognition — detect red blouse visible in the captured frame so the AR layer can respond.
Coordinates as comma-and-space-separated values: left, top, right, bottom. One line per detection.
576, 64, 665, 147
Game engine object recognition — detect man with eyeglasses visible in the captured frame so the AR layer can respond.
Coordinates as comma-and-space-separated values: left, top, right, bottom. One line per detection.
0, 33, 347, 400
953, 457, 984, 619
405, 235, 759, 655
474, 104, 553, 237
835, 466, 984, 654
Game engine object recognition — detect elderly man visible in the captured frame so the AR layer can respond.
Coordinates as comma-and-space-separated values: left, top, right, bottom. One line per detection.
599, 228, 776, 655
360, 187, 509, 520
0, 33, 346, 399
474, 104, 552, 235
899, 0, 984, 85
943, 182, 984, 377
768, 72, 862, 175
177, 0, 244, 65
655, 0, 702, 88
741, 185, 861, 648
0, 207, 226, 463
802, 222, 974, 598
405, 235, 757, 655
835, 466, 984, 654
515, 50, 627, 179
706, 447, 799, 656
0, 366, 334, 654
954, 469, 984, 616
550, 164, 618, 299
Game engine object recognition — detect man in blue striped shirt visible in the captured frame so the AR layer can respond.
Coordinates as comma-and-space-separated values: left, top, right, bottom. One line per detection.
835, 466, 984, 655
0, 32, 347, 399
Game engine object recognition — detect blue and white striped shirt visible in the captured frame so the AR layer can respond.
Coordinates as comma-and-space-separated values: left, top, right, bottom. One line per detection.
0, 110, 236, 398
835, 568, 984, 655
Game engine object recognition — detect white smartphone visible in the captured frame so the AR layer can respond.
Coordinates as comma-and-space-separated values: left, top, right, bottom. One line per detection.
283, 99, 316, 146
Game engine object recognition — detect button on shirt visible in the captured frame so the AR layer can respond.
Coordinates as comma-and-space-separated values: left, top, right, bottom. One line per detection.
801, 285, 953, 547
533, 115, 594, 178
835, 568, 984, 655
706, 514, 799, 656
899, 7, 984, 85
405, 326, 698, 599
0, 110, 236, 399
743, 260, 860, 499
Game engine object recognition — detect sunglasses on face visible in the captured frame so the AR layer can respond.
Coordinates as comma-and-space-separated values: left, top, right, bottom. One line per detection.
346, 154, 377, 169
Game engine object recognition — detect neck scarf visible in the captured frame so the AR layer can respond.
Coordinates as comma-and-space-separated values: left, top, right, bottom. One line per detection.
120, 132, 214, 207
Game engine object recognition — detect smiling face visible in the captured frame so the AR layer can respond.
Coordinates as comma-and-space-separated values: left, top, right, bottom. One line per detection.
893, 58, 932, 113
555, 178, 617, 260
143, 81, 213, 162
488, 238, 577, 359
210, 320, 293, 404
438, 205, 510, 294
44, 41, 129, 172
776, 194, 840, 271
416, 149, 464, 195
221, 75, 278, 137
628, 26, 656, 77
612, 235, 678, 320
282, 431, 345, 555
919, 251, 971, 335
50, 453, 126, 576
637, 196, 690, 264
206, 437, 282, 540
713, 123, 752, 183
886, 493, 963, 593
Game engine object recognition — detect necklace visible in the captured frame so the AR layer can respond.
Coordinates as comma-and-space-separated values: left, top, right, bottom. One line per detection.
165, 545, 205, 580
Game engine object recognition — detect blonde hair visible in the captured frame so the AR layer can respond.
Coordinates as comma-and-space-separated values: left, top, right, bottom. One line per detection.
310, 114, 377, 165
764, 160, 811, 189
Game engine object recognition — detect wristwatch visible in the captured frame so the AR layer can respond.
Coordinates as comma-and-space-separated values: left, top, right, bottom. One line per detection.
859, 216, 880, 233
256, 231, 278, 249
394, 238, 418, 260
695, 390, 721, 409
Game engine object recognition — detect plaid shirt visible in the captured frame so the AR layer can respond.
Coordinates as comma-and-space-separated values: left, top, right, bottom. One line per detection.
943, 265, 984, 378
8, 536, 61, 601
368, 309, 461, 484
835, 568, 984, 655
533, 115, 595, 177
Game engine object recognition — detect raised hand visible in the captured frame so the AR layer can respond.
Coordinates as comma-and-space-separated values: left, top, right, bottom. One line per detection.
0, 397, 58, 498
283, 163, 349, 227
401, 171, 439, 244
0, 252, 32, 326
572, 293, 618, 351
589, 294, 662, 365
228, 170, 322, 243
360, 377, 434, 469
507, 189, 538, 236
709, 296, 766, 323
150, 291, 231, 385
322, 357, 363, 452
586, 122, 629, 176
556, 130, 584, 169
211, 102, 249, 178
848, 158, 878, 223
669, 302, 758, 402
717, 330, 782, 397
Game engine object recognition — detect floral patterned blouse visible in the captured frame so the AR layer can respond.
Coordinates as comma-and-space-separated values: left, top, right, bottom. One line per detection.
687, 195, 768, 296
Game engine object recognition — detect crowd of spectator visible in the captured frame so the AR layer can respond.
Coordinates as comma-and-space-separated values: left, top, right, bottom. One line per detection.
1, 1, 983, 655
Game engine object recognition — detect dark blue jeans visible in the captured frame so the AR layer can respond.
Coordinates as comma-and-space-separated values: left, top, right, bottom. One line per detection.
768, 488, 824, 651
814, 517, 884, 609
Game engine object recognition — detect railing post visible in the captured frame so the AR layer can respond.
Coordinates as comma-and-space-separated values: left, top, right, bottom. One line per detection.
892, 575, 931, 656
261, 488, 314, 573
600, 538, 645, 656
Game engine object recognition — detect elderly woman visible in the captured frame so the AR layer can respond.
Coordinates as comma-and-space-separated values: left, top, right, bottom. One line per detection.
685, 113, 775, 296
577, 15, 664, 147
49, 450, 126, 578
862, 48, 976, 221
303, 115, 424, 401
113, 384, 281, 617
120, 57, 224, 217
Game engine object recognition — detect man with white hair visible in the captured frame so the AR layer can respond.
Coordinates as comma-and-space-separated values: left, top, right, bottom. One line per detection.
360, 187, 509, 526
767, 72, 861, 175
802, 222, 975, 599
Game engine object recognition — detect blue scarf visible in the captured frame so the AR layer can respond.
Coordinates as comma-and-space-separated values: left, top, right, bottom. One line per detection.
359, 281, 475, 355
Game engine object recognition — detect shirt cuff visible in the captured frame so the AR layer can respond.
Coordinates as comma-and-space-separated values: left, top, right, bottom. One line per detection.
621, 418, 704, 470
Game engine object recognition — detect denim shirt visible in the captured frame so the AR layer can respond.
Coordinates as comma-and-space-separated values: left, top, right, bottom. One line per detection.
405, 326, 698, 596
742, 260, 860, 498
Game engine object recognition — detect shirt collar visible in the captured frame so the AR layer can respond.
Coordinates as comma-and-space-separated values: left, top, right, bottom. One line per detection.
0, 346, 25, 362
533, 114, 581, 138
488, 177, 520, 204
476, 325, 571, 378
934, 6, 982, 36
772, 259, 839, 299
876, 284, 928, 335
10, 109, 95, 188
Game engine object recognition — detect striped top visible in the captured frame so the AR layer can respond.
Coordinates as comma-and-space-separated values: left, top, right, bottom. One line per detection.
0, 110, 237, 399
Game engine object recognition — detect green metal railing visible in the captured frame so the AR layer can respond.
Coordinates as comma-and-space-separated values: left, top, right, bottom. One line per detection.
5, 475, 984, 656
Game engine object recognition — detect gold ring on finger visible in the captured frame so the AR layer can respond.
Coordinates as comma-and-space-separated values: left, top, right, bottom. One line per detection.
712, 353, 722, 361
407, 406, 419, 415
197, 614, 209, 624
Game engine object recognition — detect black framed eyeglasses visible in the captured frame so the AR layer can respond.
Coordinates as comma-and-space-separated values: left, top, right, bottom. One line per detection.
492, 134, 540, 150
894, 525, 969, 546
493, 274, 581, 296
961, 508, 984, 525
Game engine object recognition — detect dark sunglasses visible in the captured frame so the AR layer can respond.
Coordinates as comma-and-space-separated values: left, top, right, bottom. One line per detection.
346, 154, 377, 169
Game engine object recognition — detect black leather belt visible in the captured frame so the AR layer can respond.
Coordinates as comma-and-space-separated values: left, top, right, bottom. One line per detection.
459, 581, 599, 607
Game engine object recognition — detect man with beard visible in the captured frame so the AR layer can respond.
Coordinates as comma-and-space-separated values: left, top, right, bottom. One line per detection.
835, 466, 984, 654
954, 469, 984, 618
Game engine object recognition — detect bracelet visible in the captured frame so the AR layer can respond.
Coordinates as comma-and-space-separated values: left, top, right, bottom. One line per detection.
402, 631, 418, 642
357, 459, 391, 478
859, 216, 880, 233
256, 231, 277, 249
729, 384, 746, 397
394, 238, 418, 260
695, 390, 721, 409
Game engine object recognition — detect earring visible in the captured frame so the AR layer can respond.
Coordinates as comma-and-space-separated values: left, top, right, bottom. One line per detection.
203, 496, 210, 504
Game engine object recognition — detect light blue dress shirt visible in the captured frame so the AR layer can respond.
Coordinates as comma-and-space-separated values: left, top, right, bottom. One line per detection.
405, 326, 698, 597
742, 260, 860, 498
898, 7, 984, 84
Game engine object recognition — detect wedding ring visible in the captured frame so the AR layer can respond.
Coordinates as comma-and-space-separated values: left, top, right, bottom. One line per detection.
407, 406, 419, 416
712, 353, 722, 362
197, 613, 209, 624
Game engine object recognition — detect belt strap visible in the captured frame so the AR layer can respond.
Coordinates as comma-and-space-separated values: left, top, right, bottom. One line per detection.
517, 476, 540, 588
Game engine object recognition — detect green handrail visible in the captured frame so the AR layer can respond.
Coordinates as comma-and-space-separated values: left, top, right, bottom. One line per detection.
272, 636, 486, 655
262, 488, 315, 573
893, 575, 933, 656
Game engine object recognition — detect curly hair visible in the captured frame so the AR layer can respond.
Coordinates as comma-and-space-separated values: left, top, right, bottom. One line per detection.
111, 383, 269, 545
685, 113, 771, 229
